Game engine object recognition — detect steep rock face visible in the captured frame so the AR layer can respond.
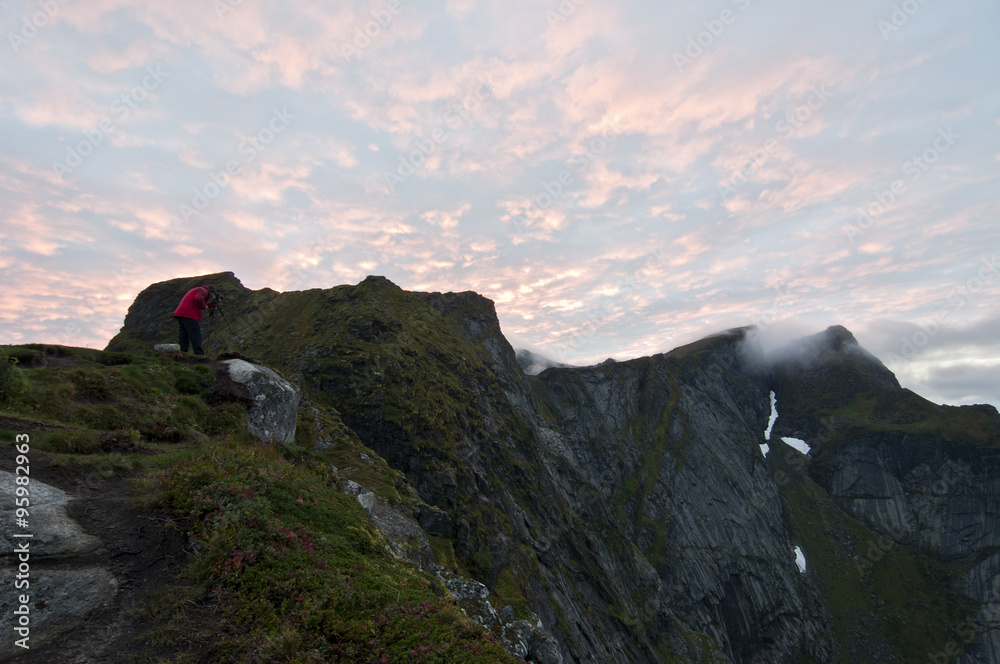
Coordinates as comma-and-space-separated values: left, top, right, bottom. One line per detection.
528, 331, 804, 663
772, 327, 1000, 663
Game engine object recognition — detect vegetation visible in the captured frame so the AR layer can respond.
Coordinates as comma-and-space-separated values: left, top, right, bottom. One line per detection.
0, 343, 517, 664
0, 352, 25, 403
83, 274, 996, 663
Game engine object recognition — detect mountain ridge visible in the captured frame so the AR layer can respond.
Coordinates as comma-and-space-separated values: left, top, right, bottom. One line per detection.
100, 272, 1000, 663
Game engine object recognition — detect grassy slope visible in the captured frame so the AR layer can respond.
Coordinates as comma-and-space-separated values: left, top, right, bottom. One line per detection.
0, 344, 517, 664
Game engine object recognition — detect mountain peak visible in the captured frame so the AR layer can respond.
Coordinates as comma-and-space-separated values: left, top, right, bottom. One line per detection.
769, 325, 894, 386
821, 324, 858, 349
358, 274, 402, 290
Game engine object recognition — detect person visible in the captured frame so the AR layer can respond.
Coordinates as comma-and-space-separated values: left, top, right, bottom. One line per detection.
173, 285, 218, 355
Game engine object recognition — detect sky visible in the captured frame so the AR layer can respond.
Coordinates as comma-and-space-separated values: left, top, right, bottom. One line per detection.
1, 0, 998, 408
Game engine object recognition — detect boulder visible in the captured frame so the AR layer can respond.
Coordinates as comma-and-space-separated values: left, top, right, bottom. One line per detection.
0, 568, 118, 647
153, 343, 181, 352
219, 359, 300, 444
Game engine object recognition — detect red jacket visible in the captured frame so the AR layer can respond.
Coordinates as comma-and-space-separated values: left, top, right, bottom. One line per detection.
174, 286, 215, 321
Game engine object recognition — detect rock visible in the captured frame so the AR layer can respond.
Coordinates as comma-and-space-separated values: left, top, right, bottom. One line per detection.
522, 621, 565, 664
773, 331, 1000, 663
0, 472, 117, 651
153, 343, 181, 352
416, 503, 452, 538
442, 574, 498, 627
0, 471, 100, 556
0, 568, 118, 648
341, 480, 435, 571
219, 358, 300, 444
531, 328, 801, 662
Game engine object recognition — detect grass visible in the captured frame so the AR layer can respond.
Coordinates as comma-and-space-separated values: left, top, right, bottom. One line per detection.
0, 343, 518, 664
149, 441, 516, 663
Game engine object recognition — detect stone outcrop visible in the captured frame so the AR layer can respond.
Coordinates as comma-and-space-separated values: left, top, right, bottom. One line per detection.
528, 330, 803, 662
217, 358, 300, 444
0, 471, 117, 651
152, 343, 180, 352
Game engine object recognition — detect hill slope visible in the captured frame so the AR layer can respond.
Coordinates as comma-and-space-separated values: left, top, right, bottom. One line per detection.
0, 344, 524, 663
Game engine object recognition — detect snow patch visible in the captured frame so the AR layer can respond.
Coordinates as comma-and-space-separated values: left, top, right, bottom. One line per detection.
782, 437, 810, 455
759, 443, 770, 458
794, 546, 807, 573
764, 390, 777, 440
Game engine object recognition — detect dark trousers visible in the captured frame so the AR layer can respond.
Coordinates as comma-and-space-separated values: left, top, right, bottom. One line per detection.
175, 316, 204, 355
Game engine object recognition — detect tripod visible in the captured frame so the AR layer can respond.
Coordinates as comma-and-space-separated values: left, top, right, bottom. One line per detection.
209, 292, 243, 353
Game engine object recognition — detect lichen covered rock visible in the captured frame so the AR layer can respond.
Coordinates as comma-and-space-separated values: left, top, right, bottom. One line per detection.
219, 358, 300, 444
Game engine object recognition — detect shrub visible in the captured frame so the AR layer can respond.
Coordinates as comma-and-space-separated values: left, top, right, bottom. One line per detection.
43, 430, 101, 454
0, 355, 25, 403
69, 368, 112, 401
157, 445, 518, 663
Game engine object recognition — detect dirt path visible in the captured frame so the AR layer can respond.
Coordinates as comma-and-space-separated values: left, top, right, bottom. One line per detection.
3, 458, 192, 664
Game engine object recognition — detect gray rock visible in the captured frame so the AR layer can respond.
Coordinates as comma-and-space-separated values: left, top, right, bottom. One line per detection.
153, 343, 181, 352
0, 567, 118, 648
0, 472, 117, 652
529, 328, 802, 663
0, 471, 101, 557
341, 479, 435, 571
813, 432, 1000, 660
220, 358, 300, 444
417, 503, 451, 538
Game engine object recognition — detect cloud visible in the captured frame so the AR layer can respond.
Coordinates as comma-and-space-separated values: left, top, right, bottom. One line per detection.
0, 0, 997, 408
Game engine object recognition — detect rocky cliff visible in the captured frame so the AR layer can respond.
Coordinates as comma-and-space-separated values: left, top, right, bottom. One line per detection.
105, 273, 1000, 663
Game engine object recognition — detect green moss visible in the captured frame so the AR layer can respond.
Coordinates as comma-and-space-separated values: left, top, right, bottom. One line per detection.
654, 618, 726, 664
429, 536, 460, 573
469, 550, 494, 577
492, 567, 532, 621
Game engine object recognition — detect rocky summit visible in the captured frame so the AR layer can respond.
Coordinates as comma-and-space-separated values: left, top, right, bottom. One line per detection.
58, 271, 998, 662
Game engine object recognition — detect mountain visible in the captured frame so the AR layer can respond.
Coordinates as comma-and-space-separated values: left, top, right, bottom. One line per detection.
514, 349, 573, 375
93, 272, 1000, 662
